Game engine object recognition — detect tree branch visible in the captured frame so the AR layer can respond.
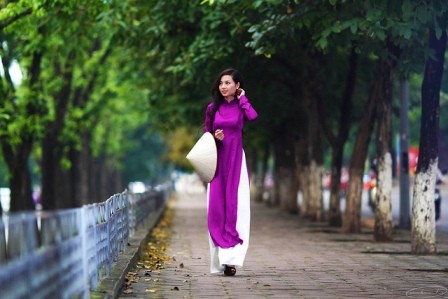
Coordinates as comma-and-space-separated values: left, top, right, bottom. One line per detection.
337, 46, 358, 145
81, 43, 113, 101
315, 91, 337, 147
0, 8, 33, 31
0, 35, 17, 94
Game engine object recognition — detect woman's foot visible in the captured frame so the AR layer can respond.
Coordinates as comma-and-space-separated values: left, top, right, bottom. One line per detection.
224, 265, 236, 276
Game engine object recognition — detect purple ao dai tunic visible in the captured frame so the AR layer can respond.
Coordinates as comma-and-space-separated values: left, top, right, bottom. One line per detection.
204, 95, 258, 248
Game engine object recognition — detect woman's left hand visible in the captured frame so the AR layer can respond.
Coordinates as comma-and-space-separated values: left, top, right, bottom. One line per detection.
237, 88, 245, 99
214, 129, 224, 141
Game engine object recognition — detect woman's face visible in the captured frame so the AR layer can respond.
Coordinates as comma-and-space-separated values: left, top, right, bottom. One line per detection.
219, 75, 239, 99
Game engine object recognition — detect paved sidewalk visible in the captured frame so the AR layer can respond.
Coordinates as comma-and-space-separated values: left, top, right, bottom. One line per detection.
119, 192, 448, 299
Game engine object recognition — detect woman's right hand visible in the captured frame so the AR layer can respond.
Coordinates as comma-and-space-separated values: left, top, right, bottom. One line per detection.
237, 88, 245, 99
214, 129, 224, 141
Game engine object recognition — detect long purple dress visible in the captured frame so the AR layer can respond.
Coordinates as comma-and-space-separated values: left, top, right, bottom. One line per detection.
204, 95, 258, 272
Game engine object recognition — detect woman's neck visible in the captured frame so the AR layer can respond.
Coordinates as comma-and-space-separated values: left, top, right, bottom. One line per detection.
224, 96, 234, 102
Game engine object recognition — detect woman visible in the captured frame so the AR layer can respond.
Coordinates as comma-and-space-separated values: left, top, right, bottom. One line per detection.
204, 68, 258, 276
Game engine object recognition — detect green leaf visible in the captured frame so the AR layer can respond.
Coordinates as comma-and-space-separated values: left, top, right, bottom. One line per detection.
403, 27, 412, 39
349, 19, 359, 34
366, 8, 381, 22
316, 37, 328, 50
401, 0, 413, 21
416, 6, 429, 24
375, 29, 386, 40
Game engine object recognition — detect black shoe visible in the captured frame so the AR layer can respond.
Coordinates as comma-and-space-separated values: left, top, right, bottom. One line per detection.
224, 265, 236, 276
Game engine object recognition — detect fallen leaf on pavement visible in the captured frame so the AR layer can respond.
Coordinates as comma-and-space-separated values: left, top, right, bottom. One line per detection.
122, 288, 133, 294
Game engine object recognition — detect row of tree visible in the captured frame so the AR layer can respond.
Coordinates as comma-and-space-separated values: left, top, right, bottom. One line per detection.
1, 0, 170, 211
159, 0, 448, 253
148, 0, 448, 254
1, 1, 447, 254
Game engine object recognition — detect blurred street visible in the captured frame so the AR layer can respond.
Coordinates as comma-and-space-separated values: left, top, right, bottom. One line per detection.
321, 180, 448, 233
119, 181, 448, 299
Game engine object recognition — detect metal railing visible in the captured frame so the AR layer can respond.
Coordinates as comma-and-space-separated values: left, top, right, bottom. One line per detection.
0, 188, 168, 299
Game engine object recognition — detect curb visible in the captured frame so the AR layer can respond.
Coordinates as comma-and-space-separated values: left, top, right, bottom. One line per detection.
90, 205, 166, 299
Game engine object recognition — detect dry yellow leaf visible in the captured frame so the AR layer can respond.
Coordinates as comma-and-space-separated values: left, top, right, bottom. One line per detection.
123, 205, 174, 295
122, 288, 133, 294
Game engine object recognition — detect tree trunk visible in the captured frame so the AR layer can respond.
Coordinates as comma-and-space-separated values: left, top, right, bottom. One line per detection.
41, 135, 56, 210
273, 122, 297, 212
90, 158, 101, 203
70, 132, 91, 206
42, 130, 76, 209
307, 100, 324, 221
100, 161, 110, 200
317, 47, 358, 226
412, 163, 438, 254
328, 148, 344, 226
295, 137, 305, 216
253, 144, 269, 203
248, 148, 258, 201
342, 73, 380, 233
295, 123, 312, 218
41, 56, 74, 210
0, 42, 42, 212
308, 160, 324, 221
411, 30, 446, 254
113, 168, 123, 194
276, 167, 298, 213
299, 165, 311, 218
374, 151, 393, 240
56, 162, 74, 209
343, 166, 364, 232
90, 157, 114, 201
80, 133, 92, 203
4, 141, 34, 212
374, 58, 395, 241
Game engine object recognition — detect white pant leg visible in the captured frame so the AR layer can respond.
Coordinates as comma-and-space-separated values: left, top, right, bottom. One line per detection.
208, 152, 250, 273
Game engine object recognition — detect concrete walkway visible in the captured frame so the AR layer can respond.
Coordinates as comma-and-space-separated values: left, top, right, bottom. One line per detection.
119, 191, 448, 299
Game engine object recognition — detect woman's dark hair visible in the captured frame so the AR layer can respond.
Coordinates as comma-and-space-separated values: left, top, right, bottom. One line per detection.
206, 68, 244, 130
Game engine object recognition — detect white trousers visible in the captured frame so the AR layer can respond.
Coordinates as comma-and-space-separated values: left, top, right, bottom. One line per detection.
207, 152, 250, 273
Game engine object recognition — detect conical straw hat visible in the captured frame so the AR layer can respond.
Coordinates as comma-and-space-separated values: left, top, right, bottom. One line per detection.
186, 132, 217, 183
